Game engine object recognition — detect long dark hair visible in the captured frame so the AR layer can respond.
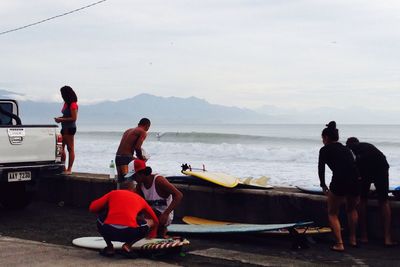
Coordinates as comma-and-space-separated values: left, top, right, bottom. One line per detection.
322, 121, 339, 142
60, 86, 77, 105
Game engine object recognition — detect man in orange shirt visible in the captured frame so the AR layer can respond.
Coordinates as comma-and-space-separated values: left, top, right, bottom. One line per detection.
89, 179, 159, 257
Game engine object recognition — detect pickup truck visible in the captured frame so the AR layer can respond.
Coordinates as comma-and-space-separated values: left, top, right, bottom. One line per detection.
0, 99, 64, 209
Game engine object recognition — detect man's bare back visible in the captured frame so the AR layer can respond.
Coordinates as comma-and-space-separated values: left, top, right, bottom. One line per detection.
116, 127, 147, 156
115, 118, 151, 179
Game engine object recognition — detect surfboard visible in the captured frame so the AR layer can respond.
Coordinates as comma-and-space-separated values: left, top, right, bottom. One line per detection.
296, 186, 325, 195
297, 185, 399, 196
181, 170, 239, 188
167, 175, 273, 189
238, 176, 273, 189
167, 221, 313, 234
167, 175, 215, 186
72, 237, 190, 252
182, 216, 330, 235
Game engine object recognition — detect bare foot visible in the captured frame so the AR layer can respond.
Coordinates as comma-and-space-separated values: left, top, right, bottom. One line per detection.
331, 243, 344, 252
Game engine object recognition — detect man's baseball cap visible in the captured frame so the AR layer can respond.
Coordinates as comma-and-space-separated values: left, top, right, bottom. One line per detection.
125, 159, 146, 179
134, 159, 146, 172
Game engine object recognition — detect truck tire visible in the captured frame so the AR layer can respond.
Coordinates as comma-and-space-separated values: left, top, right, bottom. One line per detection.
0, 182, 32, 209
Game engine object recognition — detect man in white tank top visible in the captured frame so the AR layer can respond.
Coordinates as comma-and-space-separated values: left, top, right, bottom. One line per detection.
129, 159, 183, 237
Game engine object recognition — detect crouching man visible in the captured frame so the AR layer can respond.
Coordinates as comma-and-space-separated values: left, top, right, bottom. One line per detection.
128, 159, 183, 238
89, 179, 159, 257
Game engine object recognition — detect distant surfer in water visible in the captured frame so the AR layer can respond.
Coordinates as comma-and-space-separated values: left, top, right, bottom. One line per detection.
89, 179, 159, 257
128, 159, 183, 238
346, 137, 397, 247
115, 118, 151, 181
318, 121, 360, 252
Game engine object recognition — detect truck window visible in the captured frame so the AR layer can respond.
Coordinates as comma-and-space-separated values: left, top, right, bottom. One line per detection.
0, 103, 13, 125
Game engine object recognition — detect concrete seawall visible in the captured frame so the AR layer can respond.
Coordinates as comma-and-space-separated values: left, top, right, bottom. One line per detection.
37, 172, 400, 241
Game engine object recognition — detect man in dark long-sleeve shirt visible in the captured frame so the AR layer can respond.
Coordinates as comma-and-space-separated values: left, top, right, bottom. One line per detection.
346, 137, 397, 246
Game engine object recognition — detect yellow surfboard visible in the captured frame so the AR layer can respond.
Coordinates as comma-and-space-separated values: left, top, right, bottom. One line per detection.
238, 176, 273, 189
182, 216, 331, 235
182, 170, 239, 188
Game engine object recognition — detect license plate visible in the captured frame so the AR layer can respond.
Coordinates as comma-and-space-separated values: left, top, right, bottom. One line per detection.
7, 171, 32, 182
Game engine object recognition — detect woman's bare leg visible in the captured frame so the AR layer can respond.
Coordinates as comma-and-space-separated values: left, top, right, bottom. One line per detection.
328, 192, 345, 251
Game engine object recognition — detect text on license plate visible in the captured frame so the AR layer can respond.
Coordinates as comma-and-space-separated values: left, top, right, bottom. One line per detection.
7, 171, 32, 182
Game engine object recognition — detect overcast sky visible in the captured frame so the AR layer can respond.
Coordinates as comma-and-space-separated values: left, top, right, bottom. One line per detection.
0, 0, 399, 111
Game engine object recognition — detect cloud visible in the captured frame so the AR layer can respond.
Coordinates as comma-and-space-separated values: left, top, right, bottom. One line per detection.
0, 0, 399, 114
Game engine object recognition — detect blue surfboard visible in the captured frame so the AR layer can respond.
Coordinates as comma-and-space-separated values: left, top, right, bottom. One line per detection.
297, 186, 399, 196
167, 222, 313, 234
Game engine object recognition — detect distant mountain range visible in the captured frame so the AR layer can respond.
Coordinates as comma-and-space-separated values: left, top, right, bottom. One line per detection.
1, 90, 398, 124
0, 91, 268, 124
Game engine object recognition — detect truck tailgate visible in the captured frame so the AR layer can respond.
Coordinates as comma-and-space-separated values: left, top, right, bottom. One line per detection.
0, 126, 58, 164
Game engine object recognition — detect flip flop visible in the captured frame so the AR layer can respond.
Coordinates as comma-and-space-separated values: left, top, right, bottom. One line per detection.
384, 242, 398, 248
117, 244, 139, 259
99, 247, 114, 257
330, 243, 344, 252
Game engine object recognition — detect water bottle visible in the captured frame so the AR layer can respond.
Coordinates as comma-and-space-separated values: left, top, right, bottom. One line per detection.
109, 160, 116, 179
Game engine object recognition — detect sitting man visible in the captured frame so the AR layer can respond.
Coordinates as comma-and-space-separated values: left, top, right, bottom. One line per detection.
89, 179, 159, 257
127, 159, 183, 237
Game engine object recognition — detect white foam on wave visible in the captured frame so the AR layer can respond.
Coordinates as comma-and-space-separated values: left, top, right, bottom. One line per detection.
73, 132, 400, 187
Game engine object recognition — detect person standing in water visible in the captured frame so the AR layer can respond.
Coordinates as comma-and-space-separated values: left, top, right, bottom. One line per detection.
346, 137, 397, 247
318, 121, 360, 252
54, 85, 78, 175
115, 118, 151, 180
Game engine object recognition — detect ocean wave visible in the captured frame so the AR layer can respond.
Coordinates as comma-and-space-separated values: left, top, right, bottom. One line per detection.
78, 131, 321, 145
73, 132, 400, 187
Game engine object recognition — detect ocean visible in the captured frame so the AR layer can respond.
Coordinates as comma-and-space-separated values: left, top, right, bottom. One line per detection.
73, 124, 400, 187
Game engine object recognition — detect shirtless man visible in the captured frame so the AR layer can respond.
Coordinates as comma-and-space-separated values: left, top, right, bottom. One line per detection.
128, 159, 183, 238
115, 118, 151, 180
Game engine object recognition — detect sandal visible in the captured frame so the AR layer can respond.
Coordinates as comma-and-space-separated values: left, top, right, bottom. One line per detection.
117, 244, 139, 259
99, 247, 115, 257
349, 240, 358, 248
330, 243, 344, 252
384, 242, 398, 248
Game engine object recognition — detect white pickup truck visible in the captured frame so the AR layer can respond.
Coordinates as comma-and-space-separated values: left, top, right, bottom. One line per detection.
0, 99, 64, 209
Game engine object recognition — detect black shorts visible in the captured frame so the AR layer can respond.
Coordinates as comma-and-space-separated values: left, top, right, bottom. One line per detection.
360, 169, 389, 201
330, 178, 360, 197
96, 218, 149, 243
115, 155, 134, 167
61, 127, 76, 136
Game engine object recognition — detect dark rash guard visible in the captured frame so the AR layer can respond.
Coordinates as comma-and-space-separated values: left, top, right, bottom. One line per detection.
347, 142, 389, 178
318, 142, 360, 196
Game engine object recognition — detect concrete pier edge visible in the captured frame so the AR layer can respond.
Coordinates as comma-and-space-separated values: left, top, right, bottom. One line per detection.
37, 172, 400, 241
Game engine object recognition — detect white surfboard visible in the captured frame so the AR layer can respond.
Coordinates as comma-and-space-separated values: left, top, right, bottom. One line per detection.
72, 236, 189, 251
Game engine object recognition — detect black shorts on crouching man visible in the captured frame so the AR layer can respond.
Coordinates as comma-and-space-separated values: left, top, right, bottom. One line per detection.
97, 216, 149, 243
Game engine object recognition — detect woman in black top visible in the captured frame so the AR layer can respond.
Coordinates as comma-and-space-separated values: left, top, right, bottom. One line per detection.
318, 121, 360, 252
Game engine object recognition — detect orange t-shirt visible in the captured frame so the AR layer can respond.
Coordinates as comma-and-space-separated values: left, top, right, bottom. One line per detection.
89, 190, 159, 236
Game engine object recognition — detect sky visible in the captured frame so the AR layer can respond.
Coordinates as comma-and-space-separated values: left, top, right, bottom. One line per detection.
0, 0, 399, 111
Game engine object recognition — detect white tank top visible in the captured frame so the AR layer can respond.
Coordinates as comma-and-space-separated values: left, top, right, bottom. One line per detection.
140, 175, 173, 225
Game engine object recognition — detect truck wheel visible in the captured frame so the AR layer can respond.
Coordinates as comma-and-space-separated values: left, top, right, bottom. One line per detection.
0, 183, 32, 209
